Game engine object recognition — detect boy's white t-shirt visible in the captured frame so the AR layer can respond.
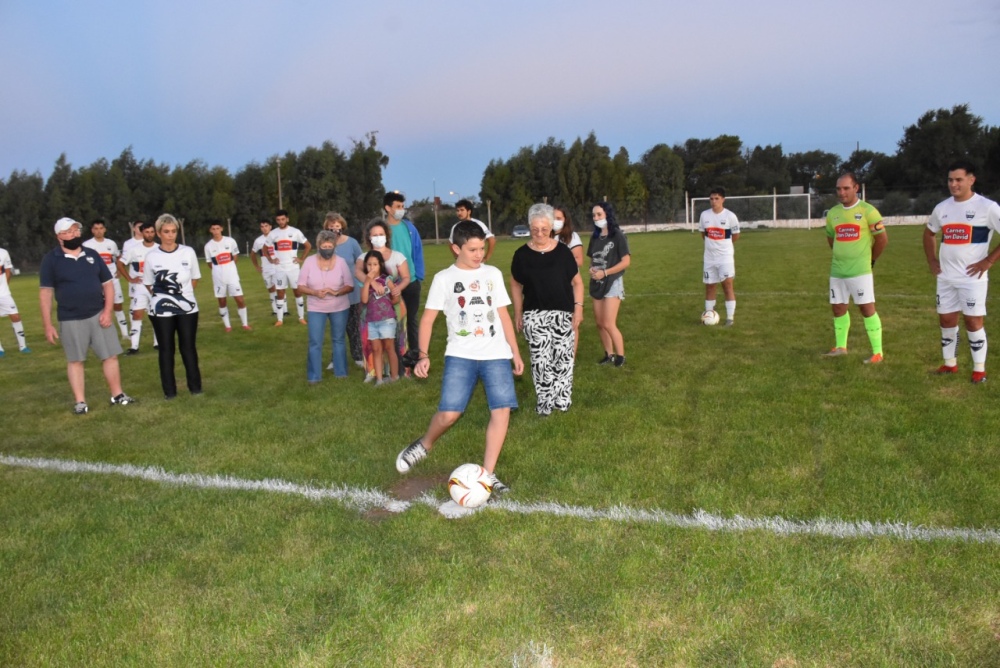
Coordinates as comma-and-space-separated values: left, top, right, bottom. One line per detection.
425, 263, 513, 361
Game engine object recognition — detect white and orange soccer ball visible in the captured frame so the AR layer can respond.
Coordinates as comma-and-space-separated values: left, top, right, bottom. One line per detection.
701, 310, 720, 326
448, 463, 493, 508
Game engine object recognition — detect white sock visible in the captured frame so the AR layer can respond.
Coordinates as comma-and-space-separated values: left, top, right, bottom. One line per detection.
269, 293, 277, 314
12, 321, 27, 349
116, 311, 129, 338
940, 326, 959, 366
130, 321, 143, 350
296, 298, 305, 320
238, 307, 248, 327
725, 300, 736, 320
968, 328, 987, 372
219, 307, 231, 329
276, 300, 285, 322
705, 299, 716, 312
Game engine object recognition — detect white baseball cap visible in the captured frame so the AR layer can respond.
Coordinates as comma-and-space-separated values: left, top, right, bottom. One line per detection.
54, 217, 82, 234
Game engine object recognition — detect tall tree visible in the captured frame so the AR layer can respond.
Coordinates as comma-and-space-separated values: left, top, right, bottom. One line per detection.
639, 144, 685, 222
896, 104, 991, 192
745, 144, 790, 194
787, 150, 841, 193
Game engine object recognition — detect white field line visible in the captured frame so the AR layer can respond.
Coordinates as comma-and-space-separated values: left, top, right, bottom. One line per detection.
629, 290, 929, 300
5, 454, 1000, 544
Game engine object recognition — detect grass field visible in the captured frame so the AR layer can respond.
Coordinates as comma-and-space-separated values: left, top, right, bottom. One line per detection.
2, 225, 1000, 667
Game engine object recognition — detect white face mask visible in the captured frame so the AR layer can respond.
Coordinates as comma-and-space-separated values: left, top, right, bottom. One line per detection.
595, 219, 607, 229
552, 220, 564, 232
392, 209, 405, 221
371, 235, 387, 248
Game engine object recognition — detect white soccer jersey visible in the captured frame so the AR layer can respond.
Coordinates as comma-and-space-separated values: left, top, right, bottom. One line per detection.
83, 238, 121, 277
0, 248, 12, 298
266, 226, 308, 267
122, 236, 142, 256
204, 236, 241, 284
121, 242, 159, 289
251, 234, 276, 274
699, 208, 740, 263
927, 194, 1000, 283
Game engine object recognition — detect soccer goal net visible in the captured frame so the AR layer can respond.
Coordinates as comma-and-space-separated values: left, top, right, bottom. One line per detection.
687, 192, 813, 230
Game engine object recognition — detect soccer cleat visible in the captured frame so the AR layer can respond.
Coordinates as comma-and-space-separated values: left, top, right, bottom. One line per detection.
73, 401, 89, 415
613, 355, 626, 368
485, 472, 509, 496
396, 439, 428, 473
863, 353, 884, 365
20, 347, 31, 353
971, 371, 987, 384
125, 348, 139, 356
822, 347, 848, 357
0, 350, 5, 358
934, 364, 959, 375
299, 318, 307, 325
242, 325, 252, 331
724, 319, 734, 327
274, 321, 283, 327
598, 353, 614, 365
110, 393, 137, 406
225, 327, 232, 333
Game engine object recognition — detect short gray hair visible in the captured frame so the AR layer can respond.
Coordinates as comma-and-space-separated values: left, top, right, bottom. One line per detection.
324, 212, 347, 229
528, 203, 554, 225
316, 229, 339, 248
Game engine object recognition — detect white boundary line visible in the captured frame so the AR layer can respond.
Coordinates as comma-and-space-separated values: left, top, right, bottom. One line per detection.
4, 454, 1000, 544
628, 290, 930, 300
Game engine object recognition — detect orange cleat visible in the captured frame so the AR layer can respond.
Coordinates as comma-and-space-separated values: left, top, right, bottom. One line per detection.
934, 364, 959, 375
863, 353, 883, 365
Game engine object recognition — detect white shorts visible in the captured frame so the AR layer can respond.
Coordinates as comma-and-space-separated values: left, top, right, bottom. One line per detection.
274, 265, 300, 290
937, 279, 988, 316
129, 285, 151, 312
703, 262, 736, 284
213, 279, 244, 298
829, 274, 875, 305
261, 270, 276, 290
0, 295, 19, 316
111, 278, 124, 305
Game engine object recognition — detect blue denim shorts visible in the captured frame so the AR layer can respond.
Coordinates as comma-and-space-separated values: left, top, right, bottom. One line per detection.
367, 318, 396, 340
439, 356, 518, 413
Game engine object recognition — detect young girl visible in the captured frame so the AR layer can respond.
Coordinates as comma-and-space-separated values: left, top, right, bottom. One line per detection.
361, 251, 400, 385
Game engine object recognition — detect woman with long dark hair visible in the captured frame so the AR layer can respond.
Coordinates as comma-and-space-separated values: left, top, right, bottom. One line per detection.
587, 202, 631, 367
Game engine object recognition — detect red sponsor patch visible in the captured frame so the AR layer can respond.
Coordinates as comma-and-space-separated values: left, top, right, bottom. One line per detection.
274, 240, 294, 251
215, 252, 233, 264
99, 253, 114, 264
706, 227, 726, 240
835, 224, 861, 241
942, 223, 972, 244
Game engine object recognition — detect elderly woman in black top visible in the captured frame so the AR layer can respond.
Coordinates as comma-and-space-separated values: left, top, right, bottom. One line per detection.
510, 203, 584, 415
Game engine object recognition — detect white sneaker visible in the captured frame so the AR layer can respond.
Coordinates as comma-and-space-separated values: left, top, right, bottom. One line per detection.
396, 439, 428, 473
326, 362, 335, 371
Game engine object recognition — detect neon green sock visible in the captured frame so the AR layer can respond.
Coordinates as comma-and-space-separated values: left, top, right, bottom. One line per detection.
864, 313, 883, 355
834, 313, 850, 349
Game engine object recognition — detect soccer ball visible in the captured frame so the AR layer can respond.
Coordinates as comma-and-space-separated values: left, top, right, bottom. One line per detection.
701, 310, 720, 326
448, 463, 493, 508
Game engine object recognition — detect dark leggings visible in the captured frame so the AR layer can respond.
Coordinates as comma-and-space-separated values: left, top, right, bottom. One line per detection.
149, 312, 202, 397
400, 279, 421, 352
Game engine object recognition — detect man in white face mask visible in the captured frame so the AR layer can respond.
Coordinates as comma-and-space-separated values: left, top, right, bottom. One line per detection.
383, 192, 425, 360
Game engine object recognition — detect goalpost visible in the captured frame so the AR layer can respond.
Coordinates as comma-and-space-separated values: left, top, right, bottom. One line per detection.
687, 191, 813, 230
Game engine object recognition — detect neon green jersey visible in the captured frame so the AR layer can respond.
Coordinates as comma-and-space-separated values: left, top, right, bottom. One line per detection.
826, 200, 884, 279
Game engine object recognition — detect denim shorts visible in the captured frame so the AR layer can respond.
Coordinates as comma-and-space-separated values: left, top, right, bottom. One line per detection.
367, 318, 396, 340
439, 356, 518, 413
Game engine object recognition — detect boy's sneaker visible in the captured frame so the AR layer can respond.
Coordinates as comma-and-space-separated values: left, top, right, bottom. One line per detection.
934, 364, 959, 375
486, 472, 509, 496
110, 393, 137, 406
396, 439, 428, 473
0, 350, 5, 358
73, 401, 89, 415
20, 347, 31, 353
598, 353, 614, 365
613, 355, 626, 368
863, 353, 883, 365
822, 347, 848, 357
971, 371, 987, 384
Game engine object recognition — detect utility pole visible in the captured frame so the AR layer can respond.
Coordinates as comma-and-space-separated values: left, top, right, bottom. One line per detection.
276, 158, 283, 209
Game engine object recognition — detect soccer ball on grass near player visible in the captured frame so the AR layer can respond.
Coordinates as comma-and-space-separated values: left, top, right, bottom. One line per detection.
701, 310, 720, 326
448, 463, 493, 508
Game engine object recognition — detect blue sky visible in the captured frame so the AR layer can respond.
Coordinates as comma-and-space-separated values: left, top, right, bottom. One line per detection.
2, 0, 998, 206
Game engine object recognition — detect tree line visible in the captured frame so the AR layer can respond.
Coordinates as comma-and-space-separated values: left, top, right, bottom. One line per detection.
2, 106, 997, 266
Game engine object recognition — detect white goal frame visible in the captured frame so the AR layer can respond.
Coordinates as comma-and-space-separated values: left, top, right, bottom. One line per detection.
687, 192, 812, 230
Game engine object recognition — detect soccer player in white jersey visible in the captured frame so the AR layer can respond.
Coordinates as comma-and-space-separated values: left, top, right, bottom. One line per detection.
205, 222, 250, 331
448, 199, 496, 261
82, 219, 130, 338
117, 222, 159, 354
121, 220, 144, 256
0, 247, 30, 355
698, 187, 740, 326
923, 159, 1000, 383
266, 209, 311, 326
250, 219, 279, 317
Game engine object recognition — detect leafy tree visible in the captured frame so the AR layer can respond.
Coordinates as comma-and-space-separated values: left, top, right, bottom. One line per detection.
344, 132, 388, 224
896, 104, 991, 192
787, 150, 841, 193
675, 135, 745, 195
1, 170, 47, 264
745, 144, 790, 194
639, 144, 685, 222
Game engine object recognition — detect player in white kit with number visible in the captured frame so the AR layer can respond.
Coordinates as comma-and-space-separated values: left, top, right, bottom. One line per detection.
698, 187, 740, 326
251, 219, 279, 317
266, 209, 311, 326
117, 222, 160, 354
82, 219, 130, 339
204, 223, 250, 331
0, 247, 31, 355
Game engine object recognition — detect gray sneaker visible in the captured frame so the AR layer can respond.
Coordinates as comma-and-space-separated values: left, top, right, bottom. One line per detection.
110, 393, 137, 406
396, 439, 428, 473
486, 472, 509, 496
724, 319, 734, 327
73, 401, 89, 415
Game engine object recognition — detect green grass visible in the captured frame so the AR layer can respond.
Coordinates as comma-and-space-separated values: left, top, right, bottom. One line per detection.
2, 226, 1000, 666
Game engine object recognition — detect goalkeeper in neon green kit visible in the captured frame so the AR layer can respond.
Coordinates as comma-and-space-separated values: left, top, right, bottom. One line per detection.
823, 173, 888, 364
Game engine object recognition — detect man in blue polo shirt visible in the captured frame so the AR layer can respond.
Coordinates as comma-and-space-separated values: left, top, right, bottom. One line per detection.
40, 217, 137, 414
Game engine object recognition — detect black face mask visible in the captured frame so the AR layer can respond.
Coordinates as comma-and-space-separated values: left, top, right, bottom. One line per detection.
62, 237, 84, 250
318, 248, 336, 260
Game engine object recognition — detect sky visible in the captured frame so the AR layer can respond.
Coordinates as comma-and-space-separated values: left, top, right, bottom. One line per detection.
2, 0, 998, 206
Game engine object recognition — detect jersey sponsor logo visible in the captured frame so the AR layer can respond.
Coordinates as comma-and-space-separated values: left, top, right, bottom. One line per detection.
835, 224, 861, 241
274, 240, 297, 252
99, 253, 114, 265
942, 224, 972, 244
213, 252, 234, 265
706, 227, 727, 240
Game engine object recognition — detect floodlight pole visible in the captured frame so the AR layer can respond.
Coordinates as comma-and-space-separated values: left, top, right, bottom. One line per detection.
433, 179, 440, 244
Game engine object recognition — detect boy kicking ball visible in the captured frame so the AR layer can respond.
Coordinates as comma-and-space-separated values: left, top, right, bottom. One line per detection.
396, 221, 524, 495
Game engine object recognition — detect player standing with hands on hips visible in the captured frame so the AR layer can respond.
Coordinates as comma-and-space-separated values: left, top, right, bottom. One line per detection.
923, 159, 1000, 383
395, 221, 523, 496
823, 173, 887, 364
699, 187, 740, 326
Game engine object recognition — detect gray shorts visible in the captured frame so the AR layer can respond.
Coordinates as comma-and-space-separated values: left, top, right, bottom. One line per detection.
60, 313, 123, 362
